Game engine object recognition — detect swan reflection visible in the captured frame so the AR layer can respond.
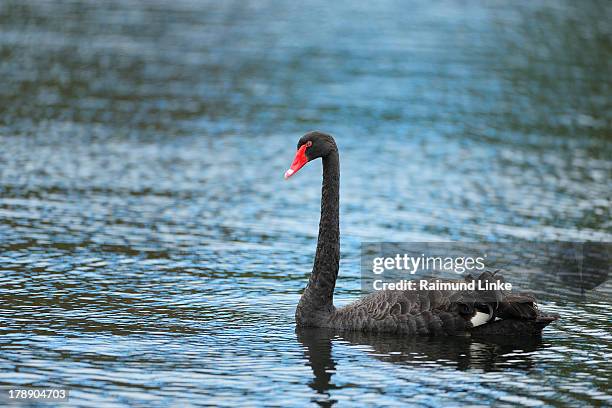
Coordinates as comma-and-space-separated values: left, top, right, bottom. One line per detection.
296, 327, 547, 406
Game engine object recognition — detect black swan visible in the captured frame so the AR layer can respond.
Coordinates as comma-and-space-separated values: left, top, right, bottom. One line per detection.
284, 131, 558, 336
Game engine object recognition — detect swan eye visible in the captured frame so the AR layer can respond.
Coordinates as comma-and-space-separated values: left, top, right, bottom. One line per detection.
306, 141, 312, 147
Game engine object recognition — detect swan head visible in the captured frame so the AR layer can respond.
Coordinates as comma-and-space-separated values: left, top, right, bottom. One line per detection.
284, 131, 337, 179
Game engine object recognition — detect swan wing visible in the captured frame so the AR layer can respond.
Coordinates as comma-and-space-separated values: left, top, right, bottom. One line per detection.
330, 286, 472, 335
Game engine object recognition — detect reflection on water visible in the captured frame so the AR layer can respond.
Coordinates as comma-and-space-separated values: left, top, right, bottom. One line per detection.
297, 328, 547, 407
0, 0, 611, 406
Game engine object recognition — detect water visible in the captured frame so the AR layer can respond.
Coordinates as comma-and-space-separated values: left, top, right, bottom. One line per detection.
0, 0, 610, 406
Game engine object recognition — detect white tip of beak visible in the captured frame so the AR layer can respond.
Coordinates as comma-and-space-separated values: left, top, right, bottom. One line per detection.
284, 169, 294, 179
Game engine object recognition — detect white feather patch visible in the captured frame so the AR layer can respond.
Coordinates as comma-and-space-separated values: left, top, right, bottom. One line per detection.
470, 311, 492, 327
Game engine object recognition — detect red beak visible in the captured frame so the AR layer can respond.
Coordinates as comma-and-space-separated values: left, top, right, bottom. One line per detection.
284, 144, 309, 179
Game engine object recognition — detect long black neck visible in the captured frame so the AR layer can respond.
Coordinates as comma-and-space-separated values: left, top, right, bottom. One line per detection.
298, 150, 340, 320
